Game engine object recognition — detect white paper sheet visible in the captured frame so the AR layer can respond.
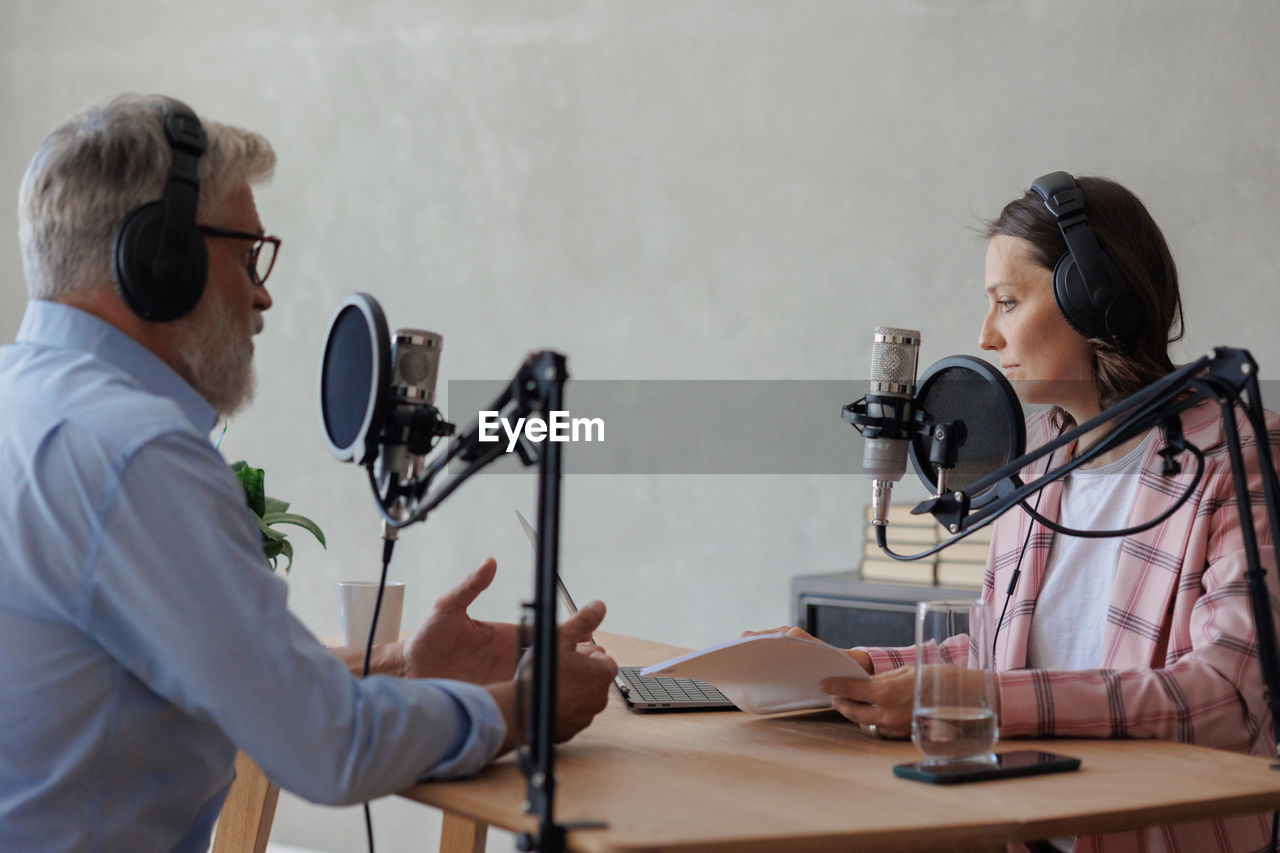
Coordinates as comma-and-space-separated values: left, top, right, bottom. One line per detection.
640, 632, 869, 715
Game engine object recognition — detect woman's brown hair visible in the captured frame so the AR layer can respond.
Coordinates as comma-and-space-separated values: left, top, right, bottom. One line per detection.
984, 175, 1184, 429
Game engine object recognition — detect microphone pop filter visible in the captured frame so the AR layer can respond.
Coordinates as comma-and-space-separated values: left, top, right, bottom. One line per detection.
908, 355, 1025, 507
319, 292, 391, 464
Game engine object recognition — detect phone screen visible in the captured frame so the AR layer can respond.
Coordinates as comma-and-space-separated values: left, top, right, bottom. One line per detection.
893, 750, 1081, 784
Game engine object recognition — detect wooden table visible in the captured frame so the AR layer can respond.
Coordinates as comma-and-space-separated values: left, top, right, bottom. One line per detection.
401, 633, 1280, 852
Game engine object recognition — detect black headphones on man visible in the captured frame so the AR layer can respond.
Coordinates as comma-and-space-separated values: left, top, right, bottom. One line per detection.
1029, 171, 1140, 345
111, 97, 209, 322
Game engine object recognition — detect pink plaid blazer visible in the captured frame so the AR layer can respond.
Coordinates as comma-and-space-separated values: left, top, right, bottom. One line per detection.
865, 399, 1280, 852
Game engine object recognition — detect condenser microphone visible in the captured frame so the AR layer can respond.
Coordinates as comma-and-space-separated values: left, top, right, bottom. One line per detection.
319, 294, 454, 518
863, 326, 921, 526
376, 329, 444, 487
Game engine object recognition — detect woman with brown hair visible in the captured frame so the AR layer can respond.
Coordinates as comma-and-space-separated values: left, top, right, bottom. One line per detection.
819, 173, 1280, 852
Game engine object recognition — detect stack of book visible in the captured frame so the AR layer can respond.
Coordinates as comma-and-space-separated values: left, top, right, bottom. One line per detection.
859, 504, 990, 588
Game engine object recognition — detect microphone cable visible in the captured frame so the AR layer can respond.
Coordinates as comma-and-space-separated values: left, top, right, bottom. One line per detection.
359, 528, 398, 853
1013, 442, 1204, 540
1009, 378, 1207, 541
878, 410, 1205, 564
991, 453, 1055, 660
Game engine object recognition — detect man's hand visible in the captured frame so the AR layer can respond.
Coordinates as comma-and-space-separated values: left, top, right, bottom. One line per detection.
549, 600, 617, 742
401, 558, 521, 683
488, 600, 618, 753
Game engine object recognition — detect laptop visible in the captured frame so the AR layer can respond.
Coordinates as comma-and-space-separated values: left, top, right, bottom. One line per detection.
515, 511, 736, 712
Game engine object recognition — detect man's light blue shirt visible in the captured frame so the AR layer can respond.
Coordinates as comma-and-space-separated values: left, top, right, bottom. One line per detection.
0, 301, 506, 851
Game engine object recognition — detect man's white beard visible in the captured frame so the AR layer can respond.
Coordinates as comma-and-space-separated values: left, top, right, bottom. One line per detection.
173, 294, 257, 417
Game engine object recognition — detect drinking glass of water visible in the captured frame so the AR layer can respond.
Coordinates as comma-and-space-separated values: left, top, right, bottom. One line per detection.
912, 599, 998, 764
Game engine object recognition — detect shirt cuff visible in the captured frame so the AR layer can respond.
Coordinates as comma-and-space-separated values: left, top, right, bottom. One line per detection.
416, 680, 508, 781
994, 668, 1045, 738
859, 646, 913, 674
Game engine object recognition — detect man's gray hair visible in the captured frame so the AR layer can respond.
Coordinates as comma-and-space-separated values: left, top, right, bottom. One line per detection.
17, 93, 276, 301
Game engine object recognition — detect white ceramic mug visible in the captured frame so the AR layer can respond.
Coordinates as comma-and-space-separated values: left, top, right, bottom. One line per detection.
338, 581, 405, 647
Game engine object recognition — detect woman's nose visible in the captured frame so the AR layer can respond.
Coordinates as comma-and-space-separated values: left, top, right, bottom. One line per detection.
978, 311, 1001, 351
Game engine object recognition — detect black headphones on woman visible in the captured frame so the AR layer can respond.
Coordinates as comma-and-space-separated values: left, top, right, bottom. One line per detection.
1029, 171, 1141, 345
111, 97, 209, 322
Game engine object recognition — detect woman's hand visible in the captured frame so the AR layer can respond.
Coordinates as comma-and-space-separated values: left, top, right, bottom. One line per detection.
740, 626, 874, 675
820, 665, 916, 738
739, 624, 821, 642
822, 663, 990, 740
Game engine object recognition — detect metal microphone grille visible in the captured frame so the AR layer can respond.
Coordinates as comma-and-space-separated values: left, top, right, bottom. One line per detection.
391, 329, 442, 405
870, 327, 921, 392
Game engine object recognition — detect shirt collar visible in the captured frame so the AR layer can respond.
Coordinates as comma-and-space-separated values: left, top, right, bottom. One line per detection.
15, 300, 219, 435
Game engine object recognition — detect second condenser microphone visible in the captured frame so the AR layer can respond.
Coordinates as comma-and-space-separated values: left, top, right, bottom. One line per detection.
864, 326, 921, 525
377, 328, 444, 486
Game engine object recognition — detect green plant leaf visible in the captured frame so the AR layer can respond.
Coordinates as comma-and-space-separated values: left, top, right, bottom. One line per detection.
231, 461, 266, 518
277, 539, 294, 573
256, 516, 288, 541
227, 454, 322, 574
261, 512, 327, 548
263, 496, 290, 514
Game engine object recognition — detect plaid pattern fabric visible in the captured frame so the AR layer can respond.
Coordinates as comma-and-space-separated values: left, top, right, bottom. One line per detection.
864, 400, 1280, 852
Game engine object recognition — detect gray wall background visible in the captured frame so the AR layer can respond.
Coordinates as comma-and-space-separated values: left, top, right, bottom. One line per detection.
4, 2, 1279, 850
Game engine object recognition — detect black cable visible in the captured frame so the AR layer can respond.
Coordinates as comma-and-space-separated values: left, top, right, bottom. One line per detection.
1014, 442, 1205, 539
991, 427, 1203, 653
876, 411, 1164, 562
991, 453, 1055, 658
362, 536, 396, 678
360, 534, 397, 853
998, 378, 1204, 540
876, 510, 1003, 561
879, 422, 1205, 563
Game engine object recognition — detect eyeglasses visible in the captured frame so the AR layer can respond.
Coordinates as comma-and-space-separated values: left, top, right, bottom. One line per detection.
197, 225, 281, 287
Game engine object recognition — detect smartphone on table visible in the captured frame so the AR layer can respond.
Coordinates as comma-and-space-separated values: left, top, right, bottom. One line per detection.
893, 750, 1081, 784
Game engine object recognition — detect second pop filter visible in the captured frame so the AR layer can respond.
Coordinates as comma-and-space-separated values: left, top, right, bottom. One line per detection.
908, 355, 1025, 508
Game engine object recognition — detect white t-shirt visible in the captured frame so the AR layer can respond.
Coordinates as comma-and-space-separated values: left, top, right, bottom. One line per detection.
1026, 431, 1155, 671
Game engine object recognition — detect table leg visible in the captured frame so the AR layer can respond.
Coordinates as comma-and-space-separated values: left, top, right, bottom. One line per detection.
212, 752, 280, 853
440, 812, 488, 853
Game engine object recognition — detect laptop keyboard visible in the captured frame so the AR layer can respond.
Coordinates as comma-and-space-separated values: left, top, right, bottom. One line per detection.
616, 666, 731, 705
